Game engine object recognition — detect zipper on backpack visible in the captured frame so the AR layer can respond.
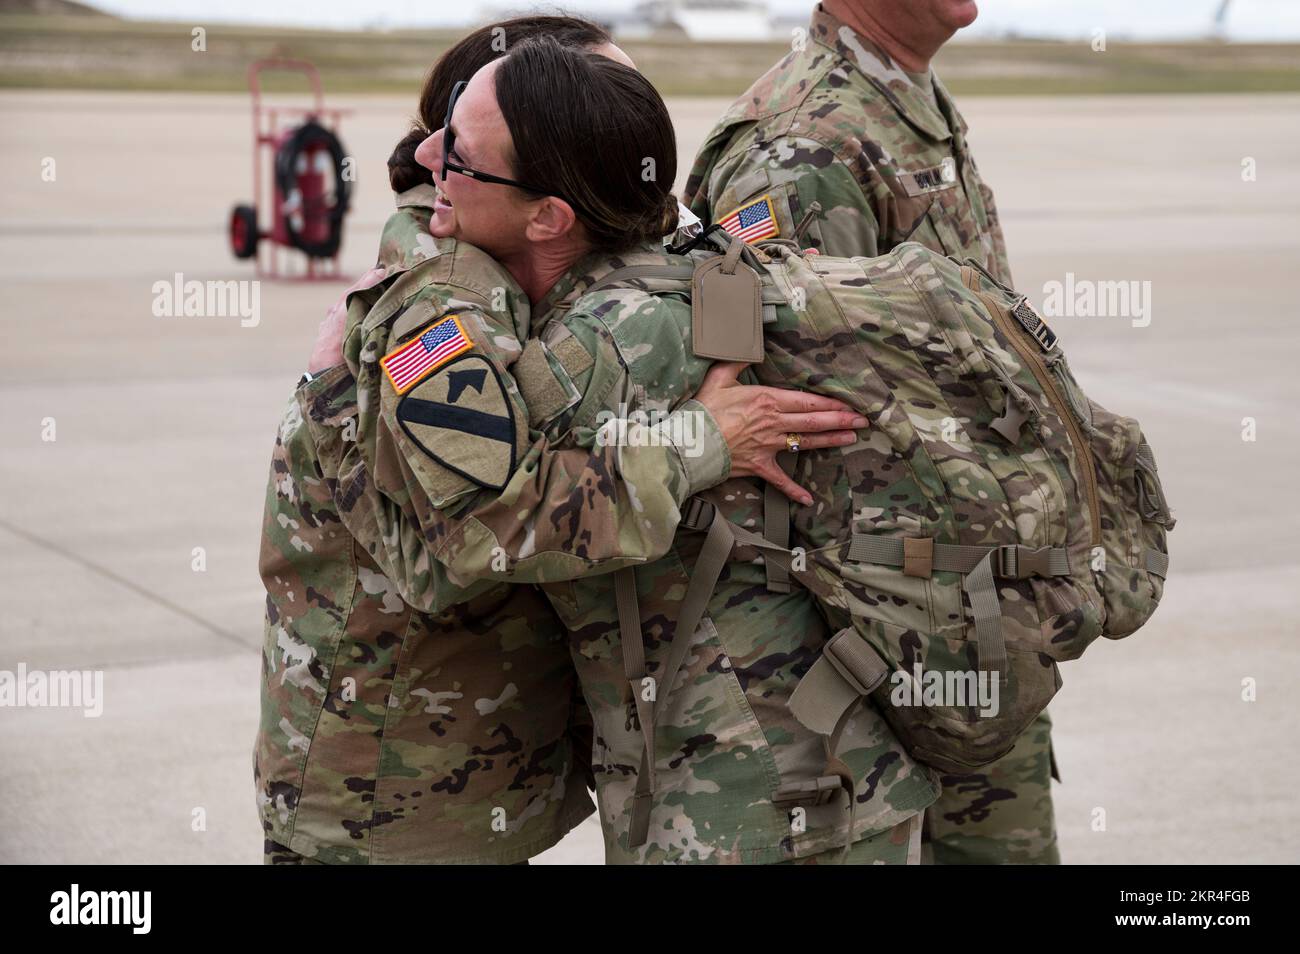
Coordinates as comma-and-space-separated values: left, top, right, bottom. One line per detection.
963, 267, 1102, 545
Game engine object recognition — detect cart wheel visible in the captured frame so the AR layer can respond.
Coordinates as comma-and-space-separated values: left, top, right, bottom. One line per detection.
229, 204, 259, 259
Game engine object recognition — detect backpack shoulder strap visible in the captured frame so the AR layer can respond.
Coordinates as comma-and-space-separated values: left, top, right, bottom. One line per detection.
586, 248, 796, 587
583, 262, 695, 296
615, 501, 736, 847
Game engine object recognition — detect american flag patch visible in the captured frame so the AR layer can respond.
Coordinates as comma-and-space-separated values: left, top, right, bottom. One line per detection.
381, 315, 473, 393
718, 195, 780, 243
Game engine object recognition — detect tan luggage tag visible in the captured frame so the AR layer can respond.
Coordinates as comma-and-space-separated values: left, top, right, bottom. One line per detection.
691, 242, 763, 363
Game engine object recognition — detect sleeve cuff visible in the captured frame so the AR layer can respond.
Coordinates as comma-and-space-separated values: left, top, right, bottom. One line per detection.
298, 363, 354, 449
658, 398, 730, 499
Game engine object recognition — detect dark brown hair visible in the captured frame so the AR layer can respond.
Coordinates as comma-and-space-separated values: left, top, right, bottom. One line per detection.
494, 37, 678, 251
388, 15, 613, 193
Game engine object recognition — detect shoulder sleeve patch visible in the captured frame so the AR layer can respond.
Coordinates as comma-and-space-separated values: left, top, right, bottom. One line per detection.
395, 353, 517, 490
717, 194, 781, 244
380, 314, 474, 394
728, 166, 772, 206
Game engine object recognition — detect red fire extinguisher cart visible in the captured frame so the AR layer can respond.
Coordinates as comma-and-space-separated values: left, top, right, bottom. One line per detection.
228, 59, 352, 281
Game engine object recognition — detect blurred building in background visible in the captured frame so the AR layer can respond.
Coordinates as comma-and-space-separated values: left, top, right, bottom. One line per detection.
614, 0, 775, 41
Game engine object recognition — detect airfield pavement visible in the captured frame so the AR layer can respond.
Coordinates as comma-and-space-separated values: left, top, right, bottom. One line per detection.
0, 89, 1297, 864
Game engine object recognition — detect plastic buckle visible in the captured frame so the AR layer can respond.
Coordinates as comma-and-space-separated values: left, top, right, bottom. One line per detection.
993, 545, 1018, 578
823, 629, 886, 696
773, 775, 843, 808
995, 545, 1052, 579
681, 497, 715, 531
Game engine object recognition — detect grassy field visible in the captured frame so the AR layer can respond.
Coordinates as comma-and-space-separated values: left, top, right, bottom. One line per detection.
2, 13, 1300, 96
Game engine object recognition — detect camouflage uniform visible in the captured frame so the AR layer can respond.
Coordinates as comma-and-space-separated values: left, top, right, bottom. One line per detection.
322, 243, 940, 864
255, 186, 596, 864
684, 2, 1058, 864
685, 3, 1011, 282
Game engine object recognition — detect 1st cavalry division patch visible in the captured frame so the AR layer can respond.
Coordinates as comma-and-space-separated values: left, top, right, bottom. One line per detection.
381, 315, 473, 394
395, 353, 517, 490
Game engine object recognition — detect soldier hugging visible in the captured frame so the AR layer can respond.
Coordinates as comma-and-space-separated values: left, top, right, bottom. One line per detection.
256, 3, 1172, 866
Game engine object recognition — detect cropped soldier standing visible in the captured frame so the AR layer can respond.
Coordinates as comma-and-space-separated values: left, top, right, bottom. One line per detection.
257, 178, 599, 866
686, 0, 1059, 864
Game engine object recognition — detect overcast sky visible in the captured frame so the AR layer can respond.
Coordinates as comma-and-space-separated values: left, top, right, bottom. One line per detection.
89, 0, 1300, 40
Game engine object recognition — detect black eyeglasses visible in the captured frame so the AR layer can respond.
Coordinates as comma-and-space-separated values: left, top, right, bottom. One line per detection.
441, 80, 565, 200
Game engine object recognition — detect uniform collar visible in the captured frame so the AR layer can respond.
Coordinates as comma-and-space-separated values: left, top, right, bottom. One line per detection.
394, 182, 439, 210
376, 196, 442, 274
809, 3, 955, 143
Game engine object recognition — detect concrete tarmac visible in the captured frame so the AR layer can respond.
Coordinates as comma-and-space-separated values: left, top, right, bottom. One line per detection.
0, 90, 1296, 864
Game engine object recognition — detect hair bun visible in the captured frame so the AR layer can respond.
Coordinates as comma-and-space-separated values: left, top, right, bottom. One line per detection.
387, 127, 433, 193
659, 196, 681, 239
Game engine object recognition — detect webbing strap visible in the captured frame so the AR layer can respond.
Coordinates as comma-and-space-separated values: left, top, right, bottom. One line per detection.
620, 506, 738, 848
674, 509, 902, 856
614, 568, 656, 846
584, 261, 786, 303
847, 535, 1070, 578
678, 496, 715, 532
847, 535, 1069, 683
684, 499, 795, 565
788, 628, 891, 736
966, 549, 1008, 684
658, 512, 735, 726
704, 226, 771, 274
784, 630, 888, 861
772, 775, 844, 808
1144, 548, 1169, 579
763, 452, 796, 593
584, 263, 696, 296
823, 710, 860, 863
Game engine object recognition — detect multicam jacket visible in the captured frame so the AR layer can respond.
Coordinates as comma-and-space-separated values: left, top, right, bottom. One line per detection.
256, 188, 602, 864
685, 2, 1012, 284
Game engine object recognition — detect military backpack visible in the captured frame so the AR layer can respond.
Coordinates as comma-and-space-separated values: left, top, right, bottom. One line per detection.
594, 231, 1175, 795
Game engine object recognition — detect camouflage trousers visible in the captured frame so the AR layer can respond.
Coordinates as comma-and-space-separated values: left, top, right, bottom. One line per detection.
264, 838, 322, 865
265, 839, 535, 865
781, 812, 923, 865
266, 812, 927, 867
922, 709, 1060, 864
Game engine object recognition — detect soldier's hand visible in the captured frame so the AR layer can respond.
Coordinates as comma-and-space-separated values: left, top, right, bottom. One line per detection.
308, 266, 387, 373
695, 361, 867, 506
